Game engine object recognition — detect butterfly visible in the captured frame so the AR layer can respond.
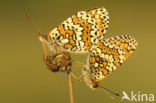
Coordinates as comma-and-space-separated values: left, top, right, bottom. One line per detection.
81, 35, 138, 90
38, 7, 109, 57
37, 7, 138, 93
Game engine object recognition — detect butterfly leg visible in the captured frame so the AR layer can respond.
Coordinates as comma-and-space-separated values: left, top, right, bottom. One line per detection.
72, 60, 85, 68
70, 72, 84, 82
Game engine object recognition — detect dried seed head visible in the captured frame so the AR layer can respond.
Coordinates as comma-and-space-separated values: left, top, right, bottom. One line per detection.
44, 52, 72, 73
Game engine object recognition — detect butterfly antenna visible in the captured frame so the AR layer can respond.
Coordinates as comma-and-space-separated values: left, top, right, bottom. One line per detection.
24, 13, 44, 42
24, 13, 41, 32
98, 85, 120, 100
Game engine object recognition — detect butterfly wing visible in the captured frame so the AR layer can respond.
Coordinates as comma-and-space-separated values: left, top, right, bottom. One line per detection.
89, 35, 138, 83
87, 7, 109, 38
46, 7, 109, 53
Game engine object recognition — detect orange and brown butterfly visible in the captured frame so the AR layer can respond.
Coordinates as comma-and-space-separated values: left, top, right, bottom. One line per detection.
81, 35, 138, 90
38, 7, 109, 57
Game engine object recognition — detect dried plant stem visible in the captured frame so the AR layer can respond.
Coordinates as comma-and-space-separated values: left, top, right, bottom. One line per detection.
67, 72, 74, 103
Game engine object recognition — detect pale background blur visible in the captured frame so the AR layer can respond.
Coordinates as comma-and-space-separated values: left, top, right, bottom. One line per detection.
0, 0, 156, 103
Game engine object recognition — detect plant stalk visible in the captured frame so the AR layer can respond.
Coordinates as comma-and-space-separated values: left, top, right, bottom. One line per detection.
67, 72, 74, 103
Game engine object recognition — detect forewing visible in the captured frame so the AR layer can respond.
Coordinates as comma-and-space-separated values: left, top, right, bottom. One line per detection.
47, 7, 109, 53
87, 7, 109, 38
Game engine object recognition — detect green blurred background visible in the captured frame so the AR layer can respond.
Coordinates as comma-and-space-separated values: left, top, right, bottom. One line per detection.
0, 0, 156, 103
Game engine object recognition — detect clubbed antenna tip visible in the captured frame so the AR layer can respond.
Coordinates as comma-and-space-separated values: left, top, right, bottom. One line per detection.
24, 13, 29, 20
24, 12, 41, 32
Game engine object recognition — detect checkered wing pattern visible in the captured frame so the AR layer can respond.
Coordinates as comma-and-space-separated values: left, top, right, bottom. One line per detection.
89, 35, 138, 83
46, 7, 109, 53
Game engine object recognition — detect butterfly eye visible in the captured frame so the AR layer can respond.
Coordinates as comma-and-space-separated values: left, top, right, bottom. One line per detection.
92, 84, 99, 88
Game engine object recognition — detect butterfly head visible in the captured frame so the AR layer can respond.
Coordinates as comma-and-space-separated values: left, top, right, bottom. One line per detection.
91, 83, 100, 91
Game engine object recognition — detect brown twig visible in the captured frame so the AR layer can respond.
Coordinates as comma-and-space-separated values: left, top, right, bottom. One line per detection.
67, 72, 74, 103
